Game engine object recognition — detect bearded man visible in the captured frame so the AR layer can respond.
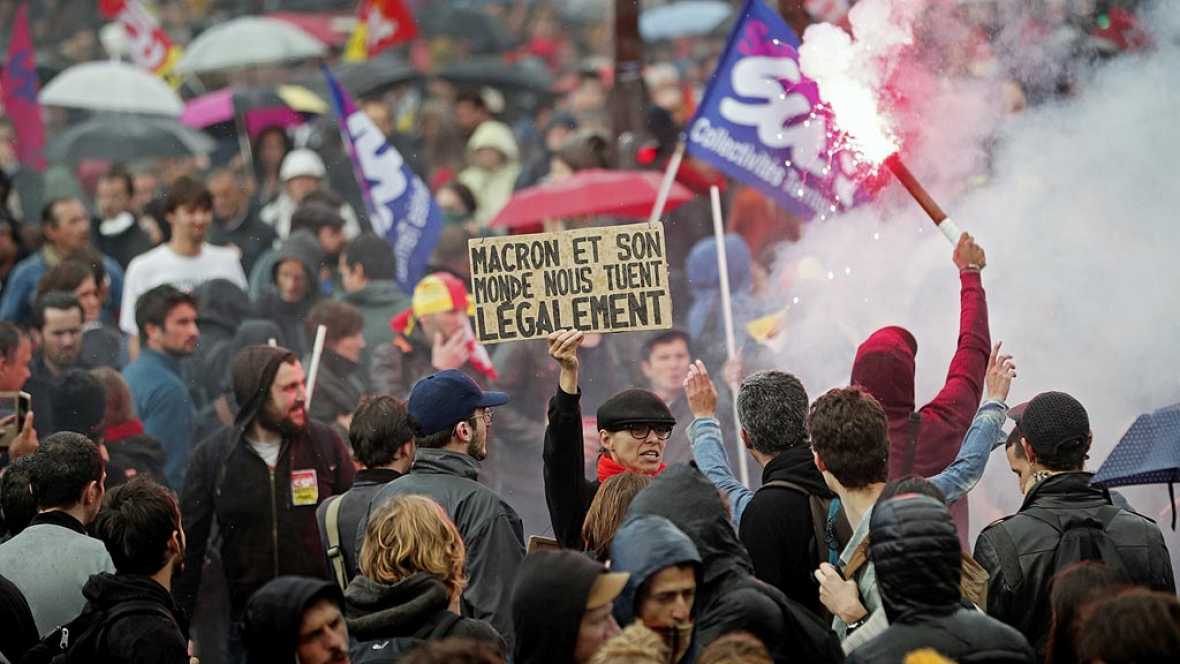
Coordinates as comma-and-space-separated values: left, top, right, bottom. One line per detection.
175, 345, 355, 661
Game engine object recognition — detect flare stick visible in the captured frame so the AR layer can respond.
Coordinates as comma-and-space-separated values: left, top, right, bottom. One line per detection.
884, 153, 962, 245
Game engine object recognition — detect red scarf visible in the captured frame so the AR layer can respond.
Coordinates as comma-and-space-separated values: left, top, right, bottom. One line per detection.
104, 420, 144, 443
596, 454, 665, 483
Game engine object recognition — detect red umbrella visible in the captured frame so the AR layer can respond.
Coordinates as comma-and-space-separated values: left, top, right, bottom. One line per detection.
489, 169, 697, 229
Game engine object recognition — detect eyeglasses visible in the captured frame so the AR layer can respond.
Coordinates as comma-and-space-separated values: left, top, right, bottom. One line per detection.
478, 409, 494, 424
626, 425, 673, 440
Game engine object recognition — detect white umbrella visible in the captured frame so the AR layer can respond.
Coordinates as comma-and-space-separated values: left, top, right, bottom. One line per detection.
175, 16, 327, 75
39, 61, 183, 117
640, 1, 733, 41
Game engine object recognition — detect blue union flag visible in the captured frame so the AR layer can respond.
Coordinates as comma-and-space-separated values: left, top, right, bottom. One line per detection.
685, 0, 864, 219
323, 65, 442, 293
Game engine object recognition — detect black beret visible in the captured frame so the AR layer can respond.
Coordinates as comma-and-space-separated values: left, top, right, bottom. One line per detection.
596, 388, 676, 431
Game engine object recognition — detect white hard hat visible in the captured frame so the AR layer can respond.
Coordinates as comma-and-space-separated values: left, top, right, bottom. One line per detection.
279, 148, 326, 181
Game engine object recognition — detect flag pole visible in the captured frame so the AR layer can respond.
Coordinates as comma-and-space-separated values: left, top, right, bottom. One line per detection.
648, 140, 686, 224
710, 185, 750, 487
304, 325, 328, 412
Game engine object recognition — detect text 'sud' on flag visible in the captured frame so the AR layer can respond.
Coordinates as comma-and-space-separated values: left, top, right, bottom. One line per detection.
1, 2, 46, 172
685, 0, 864, 219
322, 65, 442, 293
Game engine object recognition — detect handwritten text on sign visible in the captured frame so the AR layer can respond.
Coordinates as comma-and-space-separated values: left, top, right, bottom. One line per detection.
468, 223, 673, 343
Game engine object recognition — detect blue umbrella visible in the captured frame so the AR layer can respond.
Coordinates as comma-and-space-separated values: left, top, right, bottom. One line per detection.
640, 1, 733, 42
1093, 403, 1180, 528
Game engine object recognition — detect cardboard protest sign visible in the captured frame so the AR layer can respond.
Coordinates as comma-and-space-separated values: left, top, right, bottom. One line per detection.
469, 223, 673, 343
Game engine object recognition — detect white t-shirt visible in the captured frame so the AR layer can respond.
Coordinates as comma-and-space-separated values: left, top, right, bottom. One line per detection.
119, 243, 248, 335
247, 438, 281, 468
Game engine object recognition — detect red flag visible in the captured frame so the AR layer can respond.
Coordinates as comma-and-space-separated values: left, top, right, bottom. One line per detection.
351, 0, 418, 59
99, 0, 180, 76
1, 3, 46, 172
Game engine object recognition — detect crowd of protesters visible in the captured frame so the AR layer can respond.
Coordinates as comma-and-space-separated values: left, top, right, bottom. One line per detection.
0, 0, 1174, 663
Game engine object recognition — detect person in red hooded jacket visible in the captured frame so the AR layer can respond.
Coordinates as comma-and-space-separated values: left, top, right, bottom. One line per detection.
850, 233, 990, 545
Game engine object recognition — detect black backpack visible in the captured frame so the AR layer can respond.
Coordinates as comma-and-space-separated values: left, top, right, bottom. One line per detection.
21, 600, 173, 664
1024, 505, 1130, 578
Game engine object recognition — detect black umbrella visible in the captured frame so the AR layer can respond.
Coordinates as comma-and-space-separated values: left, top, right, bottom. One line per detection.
418, 7, 515, 54
299, 53, 420, 101
47, 114, 216, 163
436, 56, 554, 94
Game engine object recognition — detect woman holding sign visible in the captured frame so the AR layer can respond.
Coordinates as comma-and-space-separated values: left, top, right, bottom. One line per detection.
543, 329, 677, 550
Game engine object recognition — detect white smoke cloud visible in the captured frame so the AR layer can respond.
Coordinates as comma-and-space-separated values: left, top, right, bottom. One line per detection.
774, 1, 1180, 552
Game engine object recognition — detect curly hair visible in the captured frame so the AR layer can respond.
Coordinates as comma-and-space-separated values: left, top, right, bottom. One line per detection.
698, 631, 772, 664
807, 386, 889, 490
588, 623, 669, 664
359, 494, 467, 602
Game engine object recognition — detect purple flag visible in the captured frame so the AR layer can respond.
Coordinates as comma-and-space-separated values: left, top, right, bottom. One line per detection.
323, 65, 442, 293
1, 3, 46, 172
685, 0, 866, 219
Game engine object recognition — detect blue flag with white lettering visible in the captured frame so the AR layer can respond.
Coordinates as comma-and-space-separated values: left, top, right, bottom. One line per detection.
685, 0, 864, 219
323, 65, 443, 293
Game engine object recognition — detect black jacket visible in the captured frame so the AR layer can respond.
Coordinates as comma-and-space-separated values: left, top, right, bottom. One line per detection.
0, 572, 37, 662
175, 419, 355, 618
93, 215, 154, 271
77, 573, 188, 663
740, 446, 833, 616
542, 388, 598, 549
974, 472, 1176, 656
316, 467, 402, 585
308, 349, 366, 424
345, 572, 503, 657
847, 495, 1033, 664
253, 231, 322, 357
626, 465, 844, 663
209, 204, 277, 276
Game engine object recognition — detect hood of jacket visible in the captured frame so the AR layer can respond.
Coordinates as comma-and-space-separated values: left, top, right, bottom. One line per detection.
512, 550, 606, 664
193, 278, 251, 340
626, 465, 753, 588
762, 444, 832, 496
345, 572, 451, 641
82, 572, 176, 612
231, 344, 297, 429
869, 494, 961, 623
271, 230, 323, 304
243, 576, 343, 664
466, 120, 520, 163
210, 319, 286, 400
342, 279, 410, 309
410, 447, 480, 481
610, 514, 702, 627
851, 325, 918, 414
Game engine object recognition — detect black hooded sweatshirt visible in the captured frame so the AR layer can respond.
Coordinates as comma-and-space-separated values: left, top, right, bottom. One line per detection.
512, 550, 606, 664
740, 445, 836, 617
254, 231, 323, 357
626, 465, 845, 663
243, 575, 342, 664
174, 346, 355, 619
71, 573, 189, 663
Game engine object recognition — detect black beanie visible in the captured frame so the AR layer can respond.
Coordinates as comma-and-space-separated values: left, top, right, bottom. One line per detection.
1020, 391, 1091, 457
597, 388, 676, 431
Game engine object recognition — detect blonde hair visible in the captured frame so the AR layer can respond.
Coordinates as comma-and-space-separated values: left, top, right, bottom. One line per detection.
359, 494, 467, 601
589, 623, 669, 664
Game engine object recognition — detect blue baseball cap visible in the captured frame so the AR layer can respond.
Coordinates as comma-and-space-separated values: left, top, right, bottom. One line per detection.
408, 369, 510, 436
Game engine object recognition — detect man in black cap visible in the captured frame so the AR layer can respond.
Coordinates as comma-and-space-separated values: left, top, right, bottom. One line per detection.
974, 390, 1175, 658
176, 345, 355, 662
361, 368, 522, 645
543, 329, 677, 549
243, 575, 350, 664
512, 549, 628, 664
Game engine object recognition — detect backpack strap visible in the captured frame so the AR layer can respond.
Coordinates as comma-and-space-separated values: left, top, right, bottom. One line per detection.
761, 480, 848, 566
324, 494, 349, 591
986, 522, 1026, 590
759, 480, 827, 562
93, 599, 175, 656
898, 412, 922, 476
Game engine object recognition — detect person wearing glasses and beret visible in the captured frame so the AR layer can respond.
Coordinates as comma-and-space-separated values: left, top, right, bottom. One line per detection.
543, 329, 678, 551
360, 368, 524, 647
